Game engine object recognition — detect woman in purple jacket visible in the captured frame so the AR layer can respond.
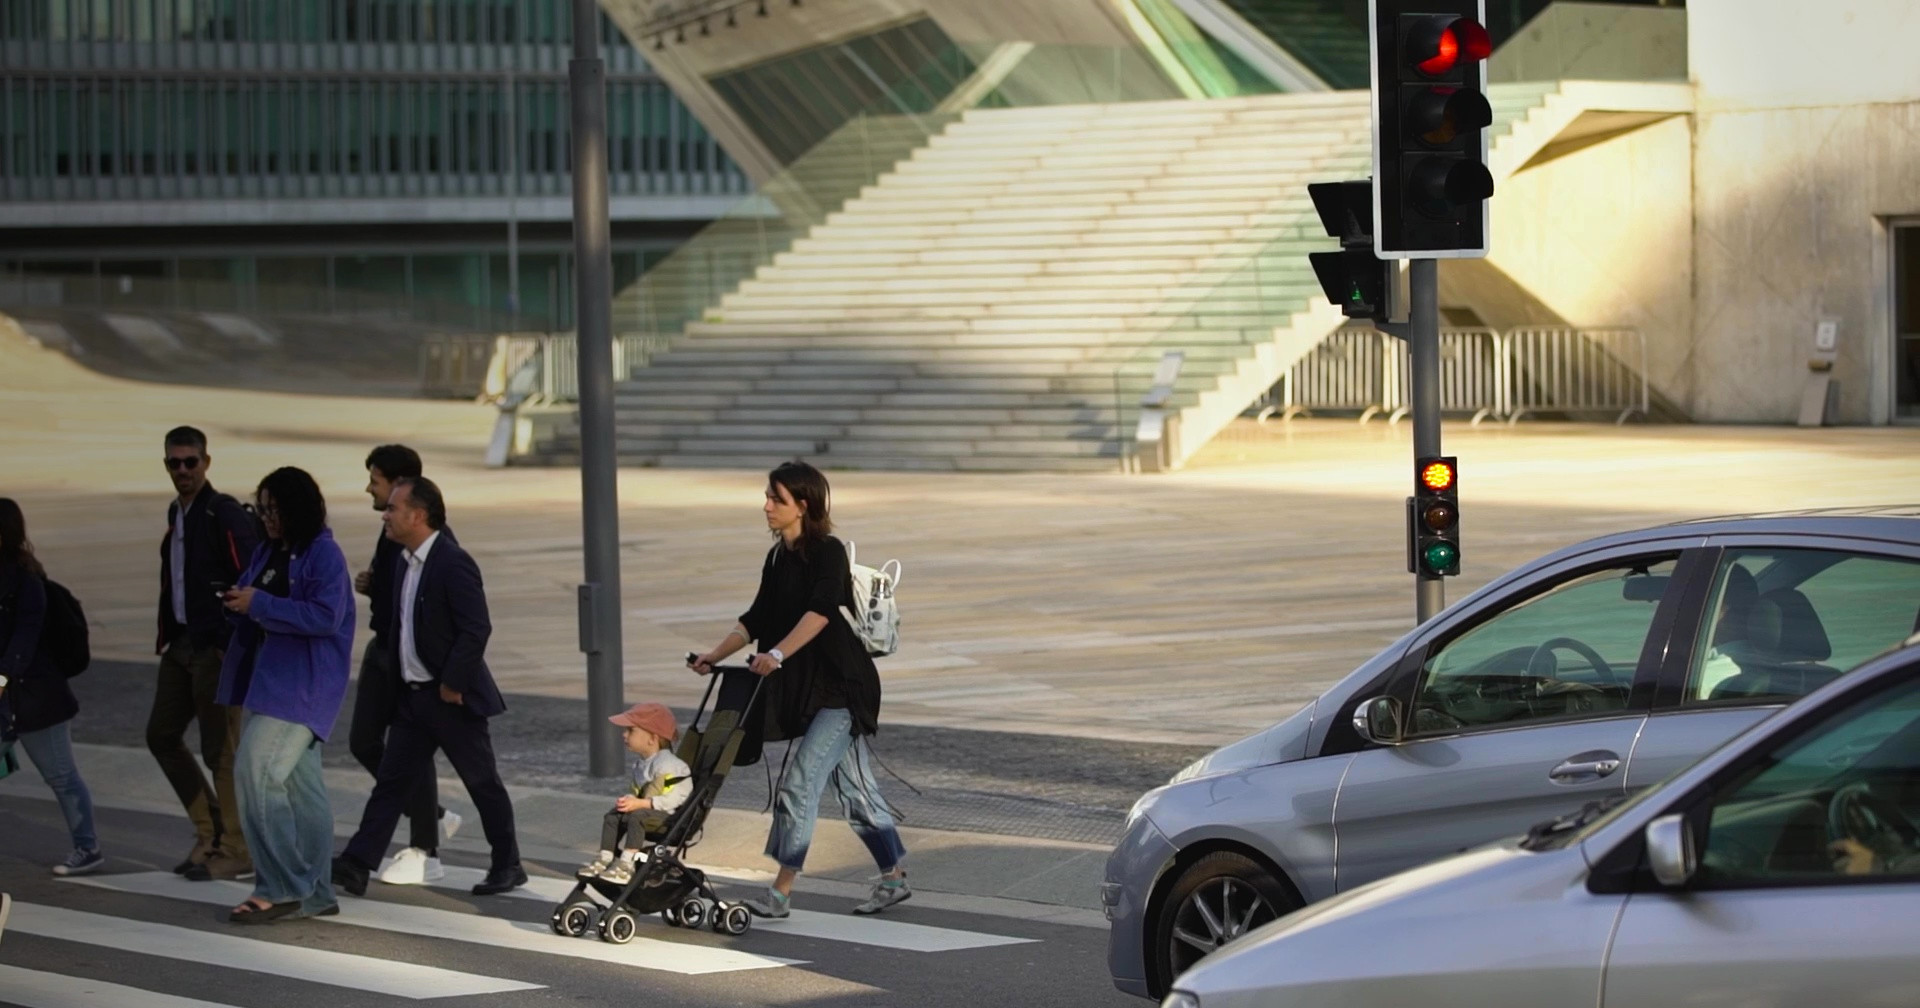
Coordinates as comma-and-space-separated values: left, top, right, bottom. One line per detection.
217, 468, 355, 924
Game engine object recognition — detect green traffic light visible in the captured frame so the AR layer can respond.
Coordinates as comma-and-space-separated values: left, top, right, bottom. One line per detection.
1423, 541, 1458, 573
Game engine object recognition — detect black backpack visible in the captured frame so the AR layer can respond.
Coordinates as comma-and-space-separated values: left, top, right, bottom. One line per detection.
41, 578, 90, 678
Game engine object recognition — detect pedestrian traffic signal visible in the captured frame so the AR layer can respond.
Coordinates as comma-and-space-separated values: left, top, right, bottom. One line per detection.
1370, 0, 1494, 259
1411, 455, 1460, 576
1307, 179, 1391, 321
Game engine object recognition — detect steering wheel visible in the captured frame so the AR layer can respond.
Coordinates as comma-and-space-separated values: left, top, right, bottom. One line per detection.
1827, 781, 1920, 865
1524, 636, 1620, 686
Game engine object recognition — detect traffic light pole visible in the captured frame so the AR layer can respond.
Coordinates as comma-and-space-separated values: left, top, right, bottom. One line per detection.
1408, 257, 1445, 625
571, 0, 625, 777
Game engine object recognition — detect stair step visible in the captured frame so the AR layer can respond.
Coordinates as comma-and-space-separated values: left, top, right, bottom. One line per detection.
574, 84, 1561, 472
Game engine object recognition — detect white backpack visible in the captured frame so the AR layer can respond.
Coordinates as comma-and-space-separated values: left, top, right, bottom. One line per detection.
840, 541, 902, 658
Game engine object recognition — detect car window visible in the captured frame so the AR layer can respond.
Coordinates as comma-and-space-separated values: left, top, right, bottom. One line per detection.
1407, 557, 1676, 738
1700, 674, 1920, 884
1686, 549, 1920, 704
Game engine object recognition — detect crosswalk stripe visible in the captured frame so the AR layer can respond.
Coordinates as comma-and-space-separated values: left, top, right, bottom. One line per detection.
66, 873, 802, 976
0, 964, 249, 1008
419, 865, 1036, 953
7, 902, 540, 1000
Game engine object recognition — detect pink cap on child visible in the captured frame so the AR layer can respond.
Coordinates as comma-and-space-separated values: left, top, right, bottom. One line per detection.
608, 702, 678, 742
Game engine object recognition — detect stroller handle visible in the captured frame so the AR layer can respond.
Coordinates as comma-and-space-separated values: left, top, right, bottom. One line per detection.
684, 651, 755, 675
681, 653, 766, 736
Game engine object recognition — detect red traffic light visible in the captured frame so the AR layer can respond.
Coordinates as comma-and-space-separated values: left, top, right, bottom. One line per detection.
1407, 16, 1491, 77
1419, 459, 1456, 492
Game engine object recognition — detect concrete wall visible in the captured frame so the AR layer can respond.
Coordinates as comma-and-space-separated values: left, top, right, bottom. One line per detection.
1444, 112, 1697, 412
1490, 2, 1687, 85
1689, 0, 1920, 111
1686, 0, 1920, 423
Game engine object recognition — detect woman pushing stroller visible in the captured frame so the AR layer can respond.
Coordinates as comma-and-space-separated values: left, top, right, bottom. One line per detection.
688, 461, 910, 918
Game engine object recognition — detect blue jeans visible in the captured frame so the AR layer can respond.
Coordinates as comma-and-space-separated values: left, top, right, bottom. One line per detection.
236, 714, 336, 914
766, 707, 907, 873
19, 721, 98, 853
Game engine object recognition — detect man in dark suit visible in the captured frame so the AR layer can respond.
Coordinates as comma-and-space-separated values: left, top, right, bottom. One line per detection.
332, 477, 524, 897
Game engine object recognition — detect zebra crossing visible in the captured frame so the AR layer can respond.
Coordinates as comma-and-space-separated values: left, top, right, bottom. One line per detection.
0, 868, 1042, 1006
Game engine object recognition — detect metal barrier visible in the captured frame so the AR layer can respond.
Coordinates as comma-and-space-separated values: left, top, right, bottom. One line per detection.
422, 332, 672, 402
1257, 325, 1647, 427
1382, 327, 1506, 425
1133, 351, 1187, 473
1503, 326, 1649, 425
419, 335, 501, 399
1262, 327, 1397, 423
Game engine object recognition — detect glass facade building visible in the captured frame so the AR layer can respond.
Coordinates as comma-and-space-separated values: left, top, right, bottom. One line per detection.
0, 0, 753, 331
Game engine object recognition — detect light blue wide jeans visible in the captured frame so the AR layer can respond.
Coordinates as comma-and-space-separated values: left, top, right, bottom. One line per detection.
766, 707, 907, 873
19, 720, 99, 853
236, 713, 336, 914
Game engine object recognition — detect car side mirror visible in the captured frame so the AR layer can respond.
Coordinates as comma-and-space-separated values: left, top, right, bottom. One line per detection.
1352, 696, 1405, 746
1645, 813, 1697, 887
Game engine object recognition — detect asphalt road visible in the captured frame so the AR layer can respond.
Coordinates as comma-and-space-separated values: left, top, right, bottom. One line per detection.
0, 796, 1138, 1008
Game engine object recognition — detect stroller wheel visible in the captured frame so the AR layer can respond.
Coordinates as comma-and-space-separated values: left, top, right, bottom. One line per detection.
677, 897, 709, 930
553, 900, 597, 938
598, 907, 638, 945
721, 904, 753, 936
661, 904, 683, 927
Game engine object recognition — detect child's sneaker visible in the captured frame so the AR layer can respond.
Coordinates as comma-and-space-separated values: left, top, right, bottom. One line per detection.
743, 887, 791, 919
853, 875, 911, 915
51, 849, 104, 877
578, 851, 614, 878
598, 859, 635, 886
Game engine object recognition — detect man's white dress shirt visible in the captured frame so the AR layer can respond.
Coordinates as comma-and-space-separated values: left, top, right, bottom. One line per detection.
399, 530, 442, 684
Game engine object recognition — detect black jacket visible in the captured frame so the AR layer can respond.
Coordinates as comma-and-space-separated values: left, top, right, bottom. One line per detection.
1, 562, 77, 735
157, 483, 260, 652
385, 532, 504, 718
367, 523, 456, 641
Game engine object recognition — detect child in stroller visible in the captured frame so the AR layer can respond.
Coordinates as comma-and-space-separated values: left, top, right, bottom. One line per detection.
548, 662, 764, 944
578, 701, 692, 886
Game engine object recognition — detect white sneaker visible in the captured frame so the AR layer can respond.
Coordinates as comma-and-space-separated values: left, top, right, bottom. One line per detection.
376, 847, 445, 886
439, 810, 463, 843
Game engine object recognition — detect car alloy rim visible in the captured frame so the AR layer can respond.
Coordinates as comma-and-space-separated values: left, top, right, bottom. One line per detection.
1169, 877, 1275, 975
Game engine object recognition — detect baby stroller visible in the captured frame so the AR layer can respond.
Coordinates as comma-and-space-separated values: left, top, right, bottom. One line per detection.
547, 663, 764, 944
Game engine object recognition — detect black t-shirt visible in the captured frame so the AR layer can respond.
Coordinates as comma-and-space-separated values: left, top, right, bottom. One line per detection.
234, 543, 293, 704
255, 545, 294, 599
738, 536, 881, 740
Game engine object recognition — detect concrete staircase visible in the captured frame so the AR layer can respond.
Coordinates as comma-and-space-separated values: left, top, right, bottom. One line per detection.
564, 84, 1564, 471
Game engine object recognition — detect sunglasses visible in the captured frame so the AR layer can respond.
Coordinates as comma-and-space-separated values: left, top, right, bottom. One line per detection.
163, 456, 203, 471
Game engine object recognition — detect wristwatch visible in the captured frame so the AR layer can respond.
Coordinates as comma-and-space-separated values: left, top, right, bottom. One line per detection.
767, 648, 785, 665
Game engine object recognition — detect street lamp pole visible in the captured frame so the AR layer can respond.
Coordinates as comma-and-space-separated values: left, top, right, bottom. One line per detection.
569, 0, 624, 777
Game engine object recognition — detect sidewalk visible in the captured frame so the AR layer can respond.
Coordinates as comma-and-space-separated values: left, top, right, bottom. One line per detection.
5, 315, 1919, 748
0, 741, 1109, 923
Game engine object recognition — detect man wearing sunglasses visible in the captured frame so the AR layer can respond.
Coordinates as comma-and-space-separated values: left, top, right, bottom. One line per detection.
152, 426, 260, 882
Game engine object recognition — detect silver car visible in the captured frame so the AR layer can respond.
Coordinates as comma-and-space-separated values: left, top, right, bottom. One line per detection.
1164, 632, 1920, 1008
1105, 508, 1920, 998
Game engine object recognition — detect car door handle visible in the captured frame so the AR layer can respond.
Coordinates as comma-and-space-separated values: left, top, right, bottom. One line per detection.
1548, 751, 1622, 783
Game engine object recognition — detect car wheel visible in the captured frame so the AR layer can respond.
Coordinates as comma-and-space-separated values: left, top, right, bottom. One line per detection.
1151, 851, 1300, 994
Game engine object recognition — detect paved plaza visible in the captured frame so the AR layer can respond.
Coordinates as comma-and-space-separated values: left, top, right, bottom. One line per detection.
6, 319, 1918, 747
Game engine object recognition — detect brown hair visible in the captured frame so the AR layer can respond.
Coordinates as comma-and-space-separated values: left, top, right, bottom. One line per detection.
768, 460, 833, 548
0, 498, 47, 579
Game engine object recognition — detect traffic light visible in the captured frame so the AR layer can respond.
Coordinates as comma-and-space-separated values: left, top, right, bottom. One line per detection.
1370, 0, 1494, 258
1410, 455, 1460, 576
1307, 179, 1391, 321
